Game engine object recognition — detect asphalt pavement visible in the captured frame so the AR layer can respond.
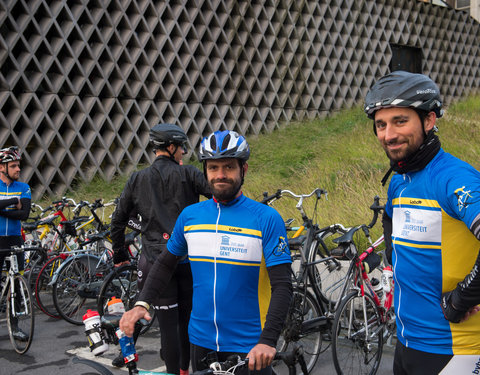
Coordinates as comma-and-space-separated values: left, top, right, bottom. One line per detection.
0, 308, 395, 375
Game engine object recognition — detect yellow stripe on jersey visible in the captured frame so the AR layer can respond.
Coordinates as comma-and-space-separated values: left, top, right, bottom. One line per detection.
392, 240, 441, 249
441, 210, 480, 353
257, 257, 271, 329
392, 197, 441, 208
189, 257, 261, 267
184, 224, 262, 237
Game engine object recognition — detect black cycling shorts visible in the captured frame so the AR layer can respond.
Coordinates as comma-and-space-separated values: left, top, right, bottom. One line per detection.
394, 340, 453, 375
137, 253, 193, 308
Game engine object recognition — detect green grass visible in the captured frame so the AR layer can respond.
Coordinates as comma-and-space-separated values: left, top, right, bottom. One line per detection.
41, 93, 480, 242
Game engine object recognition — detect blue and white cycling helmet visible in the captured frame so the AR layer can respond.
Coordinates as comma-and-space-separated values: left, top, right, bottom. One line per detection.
199, 130, 250, 162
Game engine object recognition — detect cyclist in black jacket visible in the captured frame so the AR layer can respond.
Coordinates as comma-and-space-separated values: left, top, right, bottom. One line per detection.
110, 123, 211, 374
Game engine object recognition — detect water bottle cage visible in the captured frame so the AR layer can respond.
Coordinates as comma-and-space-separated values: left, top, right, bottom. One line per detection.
85, 327, 101, 336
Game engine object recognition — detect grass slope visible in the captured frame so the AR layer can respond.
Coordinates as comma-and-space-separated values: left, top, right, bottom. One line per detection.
56, 94, 480, 242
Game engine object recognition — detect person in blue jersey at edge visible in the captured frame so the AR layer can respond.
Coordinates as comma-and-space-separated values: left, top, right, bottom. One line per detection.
120, 130, 293, 375
0, 146, 31, 341
364, 71, 480, 374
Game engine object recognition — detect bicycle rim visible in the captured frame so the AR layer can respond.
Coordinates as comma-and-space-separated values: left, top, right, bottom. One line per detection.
53, 257, 98, 325
332, 291, 383, 375
35, 255, 65, 318
309, 236, 349, 308
7, 275, 35, 354
274, 289, 322, 375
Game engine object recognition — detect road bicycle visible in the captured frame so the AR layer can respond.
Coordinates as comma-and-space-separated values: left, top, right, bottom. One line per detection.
72, 315, 310, 375
261, 188, 348, 374
328, 201, 395, 375
31, 199, 117, 319
0, 245, 39, 354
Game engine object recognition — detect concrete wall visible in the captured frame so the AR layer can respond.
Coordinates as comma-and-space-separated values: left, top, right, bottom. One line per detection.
1, 0, 479, 199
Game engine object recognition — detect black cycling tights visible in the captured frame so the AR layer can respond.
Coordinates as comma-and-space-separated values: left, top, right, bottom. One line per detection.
157, 303, 191, 374
190, 343, 272, 375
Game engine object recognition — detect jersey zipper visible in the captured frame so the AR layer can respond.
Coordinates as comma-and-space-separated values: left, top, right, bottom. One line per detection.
394, 173, 411, 347
214, 201, 221, 351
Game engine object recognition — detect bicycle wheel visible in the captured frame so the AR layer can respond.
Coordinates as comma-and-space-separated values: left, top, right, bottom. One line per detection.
35, 254, 67, 318
53, 256, 102, 325
309, 235, 349, 308
7, 275, 35, 354
332, 291, 383, 375
274, 288, 322, 375
97, 264, 155, 335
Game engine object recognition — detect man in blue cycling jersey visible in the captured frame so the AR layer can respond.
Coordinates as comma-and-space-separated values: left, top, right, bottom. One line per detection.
0, 146, 31, 341
120, 130, 292, 375
365, 71, 480, 374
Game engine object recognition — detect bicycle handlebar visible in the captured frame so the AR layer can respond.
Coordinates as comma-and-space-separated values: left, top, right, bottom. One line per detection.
366, 195, 385, 229
260, 188, 328, 205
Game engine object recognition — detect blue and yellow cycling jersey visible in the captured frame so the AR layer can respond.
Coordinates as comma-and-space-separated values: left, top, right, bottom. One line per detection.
386, 149, 480, 355
167, 194, 291, 353
0, 180, 31, 236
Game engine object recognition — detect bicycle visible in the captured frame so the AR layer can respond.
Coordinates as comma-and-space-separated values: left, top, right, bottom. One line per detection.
73, 315, 310, 375
328, 201, 395, 375
0, 245, 37, 354
261, 188, 348, 373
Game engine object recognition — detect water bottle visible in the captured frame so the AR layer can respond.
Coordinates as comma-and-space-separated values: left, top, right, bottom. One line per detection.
116, 329, 138, 364
381, 266, 393, 294
371, 277, 383, 299
107, 296, 126, 316
83, 309, 109, 355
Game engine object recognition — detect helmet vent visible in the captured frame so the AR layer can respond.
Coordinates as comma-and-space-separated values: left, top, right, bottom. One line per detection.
221, 133, 231, 152
209, 134, 217, 151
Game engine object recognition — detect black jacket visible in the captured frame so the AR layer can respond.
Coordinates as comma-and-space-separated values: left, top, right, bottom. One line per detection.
111, 156, 211, 263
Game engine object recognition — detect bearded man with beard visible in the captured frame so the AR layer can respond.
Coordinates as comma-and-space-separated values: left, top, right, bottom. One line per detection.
121, 130, 292, 375
365, 71, 480, 374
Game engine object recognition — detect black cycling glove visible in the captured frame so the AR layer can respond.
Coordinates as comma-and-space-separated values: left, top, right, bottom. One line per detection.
441, 290, 467, 323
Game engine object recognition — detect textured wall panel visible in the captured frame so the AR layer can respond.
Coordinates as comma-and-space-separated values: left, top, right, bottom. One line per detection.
0, 0, 479, 199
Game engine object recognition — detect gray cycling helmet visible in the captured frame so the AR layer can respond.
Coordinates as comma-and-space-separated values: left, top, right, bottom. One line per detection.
364, 71, 443, 120
149, 123, 188, 149
199, 130, 250, 162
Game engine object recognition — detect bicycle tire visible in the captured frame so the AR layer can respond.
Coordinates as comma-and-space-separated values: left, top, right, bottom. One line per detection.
7, 275, 35, 354
34, 254, 67, 318
97, 264, 155, 335
25, 250, 50, 308
309, 234, 349, 309
274, 288, 322, 375
53, 255, 103, 325
331, 291, 383, 375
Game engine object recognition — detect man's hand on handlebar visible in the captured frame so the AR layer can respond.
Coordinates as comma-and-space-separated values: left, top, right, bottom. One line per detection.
246, 343, 276, 371
119, 306, 152, 336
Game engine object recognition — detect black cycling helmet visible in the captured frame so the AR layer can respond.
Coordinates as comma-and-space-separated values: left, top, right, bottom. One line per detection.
149, 123, 188, 150
199, 130, 250, 162
0, 146, 21, 163
364, 71, 443, 120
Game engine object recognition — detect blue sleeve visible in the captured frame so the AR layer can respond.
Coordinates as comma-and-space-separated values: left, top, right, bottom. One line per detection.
436, 163, 480, 229
260, 207, 291, 267
22, 183, 32, 199
166, 210, 188, 257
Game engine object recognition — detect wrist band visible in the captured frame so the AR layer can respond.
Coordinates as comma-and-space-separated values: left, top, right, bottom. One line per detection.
134, 301, 150, 311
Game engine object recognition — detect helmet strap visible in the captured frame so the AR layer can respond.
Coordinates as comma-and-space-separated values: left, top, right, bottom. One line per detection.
0, 164, 14, 183
166, 144, 179, 161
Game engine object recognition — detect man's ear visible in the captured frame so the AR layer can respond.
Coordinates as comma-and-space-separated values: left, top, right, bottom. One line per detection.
424, 111, 437, 133
242, 162, 248, 176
